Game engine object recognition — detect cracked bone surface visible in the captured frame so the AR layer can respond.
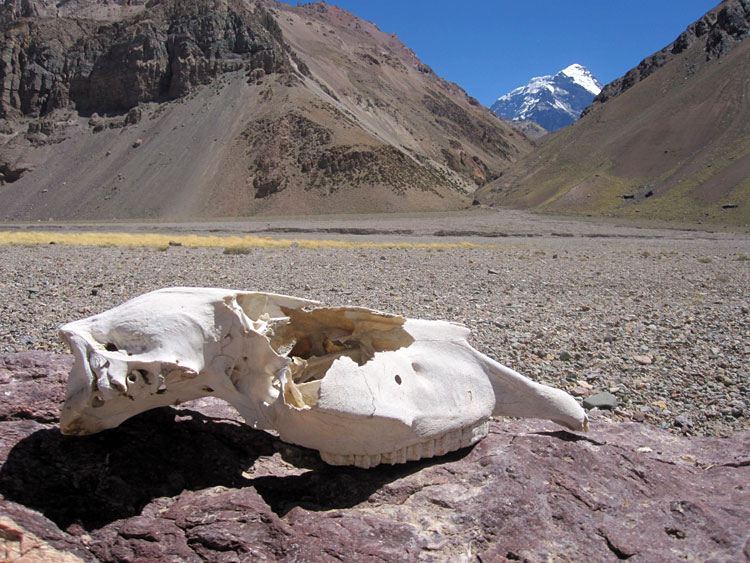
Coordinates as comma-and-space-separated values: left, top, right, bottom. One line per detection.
60, 288, 588, 468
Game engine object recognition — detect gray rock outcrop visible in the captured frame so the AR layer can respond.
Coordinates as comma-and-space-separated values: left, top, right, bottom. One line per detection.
589, 0, 750, 109
0, 0, 289, 118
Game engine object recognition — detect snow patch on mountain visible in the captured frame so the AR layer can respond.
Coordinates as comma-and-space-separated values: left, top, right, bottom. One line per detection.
561, 63, 601, 95
491, 64, 602, 132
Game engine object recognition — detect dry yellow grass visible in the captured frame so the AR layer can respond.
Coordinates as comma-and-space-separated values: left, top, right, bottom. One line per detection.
0, 231, 488, 250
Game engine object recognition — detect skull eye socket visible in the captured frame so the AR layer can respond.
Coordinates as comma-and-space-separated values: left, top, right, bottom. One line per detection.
126, 369, 150, 385
394, 374, 402, 385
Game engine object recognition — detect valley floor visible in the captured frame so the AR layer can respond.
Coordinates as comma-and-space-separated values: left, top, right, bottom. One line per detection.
1, 209, 748, 438
2, 206, 748, 239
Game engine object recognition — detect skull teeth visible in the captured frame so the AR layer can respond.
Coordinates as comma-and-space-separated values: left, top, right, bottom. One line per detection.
319, 419, 489, 469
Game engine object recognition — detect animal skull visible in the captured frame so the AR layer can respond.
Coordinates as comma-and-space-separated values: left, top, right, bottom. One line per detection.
59, 288, 588, 468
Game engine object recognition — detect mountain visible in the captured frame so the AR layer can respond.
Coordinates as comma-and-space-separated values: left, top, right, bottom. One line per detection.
507, 120, 548, 141
490, 64, 602, 132
477, 0, 750, 228
0, 0, 531, 221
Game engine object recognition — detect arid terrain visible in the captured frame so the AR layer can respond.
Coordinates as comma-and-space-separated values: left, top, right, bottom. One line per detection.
0, 0, 530, 221
2, 209, 748, 438
0, 1, 748, 558
1, 0, 747, 228
1, 210, 749, 561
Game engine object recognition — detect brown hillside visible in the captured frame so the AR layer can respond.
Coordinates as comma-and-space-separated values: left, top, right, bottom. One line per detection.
476, 0, 750, 227
0, 0, 530, 221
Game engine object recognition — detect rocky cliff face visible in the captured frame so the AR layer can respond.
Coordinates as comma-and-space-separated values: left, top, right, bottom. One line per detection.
588, 0, 750, 109
0, 0, 288, 118
0, 0, 149, 23
0, 0, 59, 22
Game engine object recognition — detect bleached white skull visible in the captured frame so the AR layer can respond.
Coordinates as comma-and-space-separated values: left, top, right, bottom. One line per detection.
60, 288, 587, 468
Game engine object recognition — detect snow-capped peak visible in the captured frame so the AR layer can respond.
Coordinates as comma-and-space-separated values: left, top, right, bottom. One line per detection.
560, 64, 602, 95
490, 64, 603, 133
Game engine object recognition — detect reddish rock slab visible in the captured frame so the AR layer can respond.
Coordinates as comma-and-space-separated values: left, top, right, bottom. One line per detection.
1, 352, 748, 561
0, 351, 73, 424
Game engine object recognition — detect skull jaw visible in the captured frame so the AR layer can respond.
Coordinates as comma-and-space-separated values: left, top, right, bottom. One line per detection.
321, 420, 490, 469
279, 408, 491, 469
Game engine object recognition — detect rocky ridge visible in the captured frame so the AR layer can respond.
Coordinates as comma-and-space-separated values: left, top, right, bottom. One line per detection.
0, 0, 148, 23
506, 119, 547, 141
587, 0, 750, 110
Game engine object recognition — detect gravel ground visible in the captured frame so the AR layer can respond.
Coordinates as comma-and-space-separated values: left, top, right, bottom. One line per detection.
1, 211, 748, 438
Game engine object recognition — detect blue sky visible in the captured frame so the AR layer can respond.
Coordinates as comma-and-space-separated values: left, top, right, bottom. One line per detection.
278, 0, 719, 106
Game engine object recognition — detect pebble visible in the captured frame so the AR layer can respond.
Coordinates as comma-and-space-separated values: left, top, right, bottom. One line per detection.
569, 385, 589, 397
674, 414, 694, 428
583, 392, 619, 411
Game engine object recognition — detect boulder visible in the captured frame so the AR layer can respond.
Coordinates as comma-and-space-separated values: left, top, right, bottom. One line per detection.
0, 515, 85, 563
1, 352, 748, 561
0, 351, 72, 423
